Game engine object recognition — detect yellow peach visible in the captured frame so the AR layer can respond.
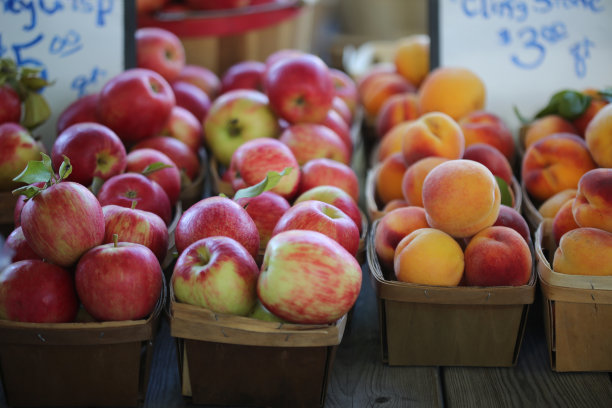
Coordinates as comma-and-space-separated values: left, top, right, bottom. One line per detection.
553, 227, 612, 276
401, 156, 448, 207
585, 103, 612, 168
538, 189, 577, 218
572, 168, 612, 233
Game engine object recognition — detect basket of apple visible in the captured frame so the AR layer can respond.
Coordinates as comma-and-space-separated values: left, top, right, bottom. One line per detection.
367, 158, 536, 367
516, 88, 611, 233
0, 156, 166, 408
166, 172, 362, 407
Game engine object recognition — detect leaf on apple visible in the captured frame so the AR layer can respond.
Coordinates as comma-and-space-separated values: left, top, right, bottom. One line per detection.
233, 167, 293, 202
495, 176, 513, 207
12, 153, 72, 199
141, 161, 174, 176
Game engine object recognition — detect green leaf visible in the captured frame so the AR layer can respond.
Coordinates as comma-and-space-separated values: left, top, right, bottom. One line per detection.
233, 167, 293, 201
12, 152, 54, 186
496, 176, 513, 207
22, 91, 51, 129
534, 90, 592, 121
142, 161, 173, 176
11, 184, 43, 199
58, 155, 72, 180
513, 105, 530, 125
599, 87, 612, 102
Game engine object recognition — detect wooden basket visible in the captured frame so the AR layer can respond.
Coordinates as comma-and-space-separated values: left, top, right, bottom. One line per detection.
367, 219, 536, 367
521, 179, 544, 233
365, 163, 523, 223
168, 285, 346, 408
0, 278, 166, 407
535, 219, 612, 372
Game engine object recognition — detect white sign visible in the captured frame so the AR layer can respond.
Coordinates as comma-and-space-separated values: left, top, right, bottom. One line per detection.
0, 0, 136, 149
430, 0, 612, 134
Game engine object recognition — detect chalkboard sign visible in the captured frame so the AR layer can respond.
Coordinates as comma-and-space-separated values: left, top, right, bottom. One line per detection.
0, 1, 136, 149
429, 0, 612, 133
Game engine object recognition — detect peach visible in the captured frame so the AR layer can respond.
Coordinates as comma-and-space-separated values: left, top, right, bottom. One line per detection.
462, 143, 513, 185
393, 34, 430, 88
422, 160, 501, 238
553, 227, 612, 276
538, 188, 577, 218
552, 199, 579, 245
374, 206, 429, 272
464, 226, 532, 286
401, 111, 465, 165
382, 199, 409, 214
573, 90, 609, 137
401, 156, 448, 207
585, 102, 612, 168
521, 133, 597, 203
523, 114, 578, 149
492, 205, 531, 244
359, 71, 416, 120
418, 66, 486, 121
572, 168, 612, 233
377, 120, 414, 163
375, 152, 409, 205
375, 92, 420, 139
459, 110, 515, 161
393, 228, 464, 286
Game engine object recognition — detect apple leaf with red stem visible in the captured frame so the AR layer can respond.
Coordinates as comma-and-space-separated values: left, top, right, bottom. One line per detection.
11, 153, 72, 199
232, 167, 293, 202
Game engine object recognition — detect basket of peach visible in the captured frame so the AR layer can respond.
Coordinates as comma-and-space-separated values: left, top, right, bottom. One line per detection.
367, 158, 535, 367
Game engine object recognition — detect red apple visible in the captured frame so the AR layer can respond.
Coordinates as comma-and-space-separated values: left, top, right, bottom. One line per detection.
172, 236, 260, 315
265, 53, 334, 124
56, 93, 100, 134
321, 109, 353, 154
4, 226, 41, 262
279, 123, 351, 166
264, 49, 305, 73
174, 196, 260, 258
234, 191, 291, 248
0, 123, 44, 191
51, 122, 127, 187
204, 89, 280, 167
293, 185, 362, 234
126, 148, 181, 206
331, 96, 353, 126
228, 137, 301, 201
136, 0, 170, 14
329, 68, 358, 116
298, 158, 359, 203
102, 204, 169, 263
171, 80, 211, 123
257, 229, 362, 324
0, 259, 78, 323
185, 0, 250, 10
175, 64, 221, 99
220, 60, 266, 94
13, 182, 44, 228
75, 240, 163, 321
136, 27, 185, 83
132, 136, 200, 183
97, 68, 175, 145
272, 200, 360, 256
0, 84, 21, 125
20, 181, 105, 267
160, 105, 204, 153
97, 172, 172, 225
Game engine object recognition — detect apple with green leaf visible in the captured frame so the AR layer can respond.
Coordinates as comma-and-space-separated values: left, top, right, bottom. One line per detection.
0, 122, 44, 191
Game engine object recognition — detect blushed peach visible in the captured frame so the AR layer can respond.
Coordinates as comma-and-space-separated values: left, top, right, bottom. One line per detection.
552, 199, 579, 245
377, 120, 414, 163
360, 71, 416, 120
375, 152, 409, 205
375, 92, 420, 139
382, 199, 409, 214
538, 189, 577, 218
585, 102, 612, 168
464, 226, 532, 286
401, 111, 465, 165
459, 110, 515, 161
422, 160, 501, 238
572, 168, 612, 233
521, 133, 597, 203
523, 115, 578, 149
492, 205, 531, 244
553, 227, 612, 276
462, 143, 513, 185
401, 156, 448, 207
573, 89, 609, 137
393, 228, 464, 286
418, 66, 485, 121
393, 34, 430, 88
374, 206, 429, 272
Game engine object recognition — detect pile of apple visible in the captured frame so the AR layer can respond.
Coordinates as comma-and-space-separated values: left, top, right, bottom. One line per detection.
168, 48, 368, 325
518, 89, 612, 277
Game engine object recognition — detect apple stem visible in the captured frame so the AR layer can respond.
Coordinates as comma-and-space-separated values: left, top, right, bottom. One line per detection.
131, 200, 137, 210
113, 234, 119, 248
228, 118, 242, 137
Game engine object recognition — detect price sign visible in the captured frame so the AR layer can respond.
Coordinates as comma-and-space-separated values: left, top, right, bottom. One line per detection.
429, 0, 612, 133
0, 1, 136, 149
